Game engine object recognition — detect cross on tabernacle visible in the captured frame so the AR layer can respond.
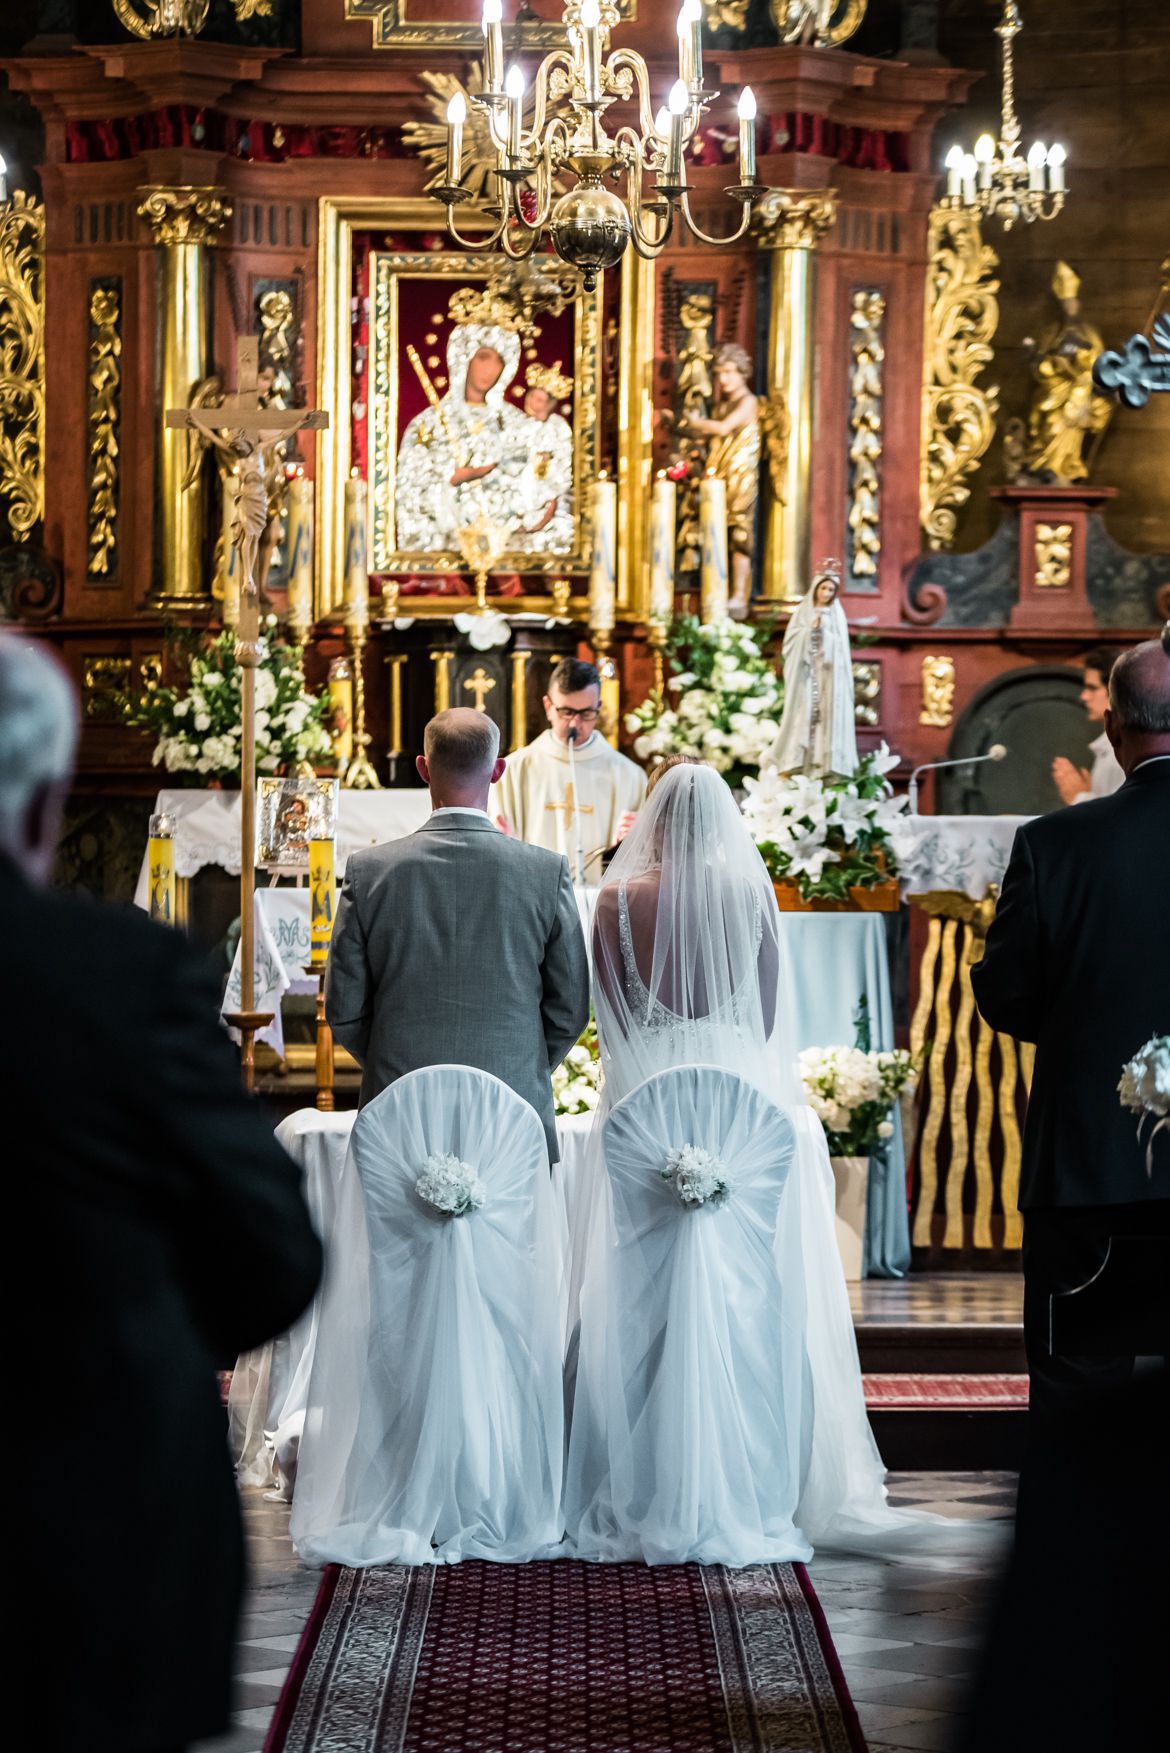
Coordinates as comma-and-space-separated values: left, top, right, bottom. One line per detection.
463, 667, 497, 711
545, 784, 594, 831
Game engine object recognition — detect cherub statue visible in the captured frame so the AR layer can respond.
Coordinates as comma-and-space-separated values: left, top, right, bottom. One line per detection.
1022, 261, 1112, 483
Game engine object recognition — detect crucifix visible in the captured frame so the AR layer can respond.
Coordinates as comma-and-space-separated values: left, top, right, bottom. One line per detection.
166, 336, 328, 1089
463, 667, 497, 712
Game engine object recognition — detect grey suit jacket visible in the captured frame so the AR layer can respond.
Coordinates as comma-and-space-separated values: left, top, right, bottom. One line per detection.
325, 811, 590, 1161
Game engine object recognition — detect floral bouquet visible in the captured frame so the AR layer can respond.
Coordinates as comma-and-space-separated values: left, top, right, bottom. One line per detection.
415, 1152, 487, 1218
662, 1144, 730, 1207
126, 621, 333, 784
742, 745, 908, 902
553, 1016, 602, 1117
626, 614, 784, 788
1118, 1034, 1170, 1176
799, 1042, 919, 1158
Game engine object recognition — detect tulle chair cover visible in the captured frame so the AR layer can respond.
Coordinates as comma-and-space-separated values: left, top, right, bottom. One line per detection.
290, 1066, 565, 1567
565, 1064, 813, 1567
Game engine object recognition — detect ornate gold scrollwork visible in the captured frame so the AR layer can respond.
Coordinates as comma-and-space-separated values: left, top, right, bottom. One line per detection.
847, 288, 884, 582
852, 659, 881, 727
770, 0, 867, 46
702, 0, 750, 28
87, 283, 122, 578
0, 191, 45, 544
136, 185, 232, 247
755, 189, 838, 253
919, 653, 956, 728
112, 0, 266, 40
920, 207, 1000, 552
1033, 520, 1072, 588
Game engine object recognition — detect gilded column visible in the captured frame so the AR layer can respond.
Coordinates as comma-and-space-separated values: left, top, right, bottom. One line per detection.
137, 186, 231, 612
756, 190, 837, 605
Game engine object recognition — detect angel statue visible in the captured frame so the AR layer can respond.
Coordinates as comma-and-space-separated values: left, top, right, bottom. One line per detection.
680, 343, 789, 620
1022, 261, 1113, 483
769, 562, 858, 779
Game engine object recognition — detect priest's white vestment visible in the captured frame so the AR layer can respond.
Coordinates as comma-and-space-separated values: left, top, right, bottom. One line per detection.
494, 730, 647, 877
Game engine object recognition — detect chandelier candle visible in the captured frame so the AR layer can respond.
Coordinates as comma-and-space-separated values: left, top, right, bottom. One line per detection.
700, 470, 729, 623
580, 0, 602, 102
505, 65, 525, 160
286, 469, 314, 633
666, 80, 689, 187
737, 87, 757, 185
343, 469, 368, 620
677, 0, 704, 91
589, 473, 618, 633
482, 0, 503, 95
446, 93, 466, 186
649, 473, 677, 624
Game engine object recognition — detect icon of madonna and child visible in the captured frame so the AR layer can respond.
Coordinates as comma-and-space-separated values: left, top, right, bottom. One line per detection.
394, 312, 575, 558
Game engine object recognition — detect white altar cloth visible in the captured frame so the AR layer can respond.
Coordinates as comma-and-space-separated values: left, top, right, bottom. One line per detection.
132, 787, 433, 908
230, 1106, 592, 1496
893, 814, 1030, 900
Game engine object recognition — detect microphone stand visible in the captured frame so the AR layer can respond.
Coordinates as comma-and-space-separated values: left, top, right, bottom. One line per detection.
908, 747, 1008, 814
565, 725, 587, 887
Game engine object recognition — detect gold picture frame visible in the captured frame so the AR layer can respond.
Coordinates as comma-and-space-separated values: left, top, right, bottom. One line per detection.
257, 777, 339, 870
344, 0, 636, 52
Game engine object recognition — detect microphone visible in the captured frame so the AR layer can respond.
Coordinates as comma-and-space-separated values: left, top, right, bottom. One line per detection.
908, 744, 1007, 815
564, 722, 587, 886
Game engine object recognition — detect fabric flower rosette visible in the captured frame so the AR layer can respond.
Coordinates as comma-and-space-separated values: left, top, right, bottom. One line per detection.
1118, 1035, 1170, 1176
799, 1043, 919, 1157
742, 744, 910, 902
415, 1152, 487, 1219
626, 615, 784, 789
125, 620, 333, 784
553, 1016, 602, 1117
662, 1144, 731, 1209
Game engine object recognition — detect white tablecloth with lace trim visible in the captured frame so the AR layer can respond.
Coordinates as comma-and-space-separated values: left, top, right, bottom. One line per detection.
893, 815, 1031, 900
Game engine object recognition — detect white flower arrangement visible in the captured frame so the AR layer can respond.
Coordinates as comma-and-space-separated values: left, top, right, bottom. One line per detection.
799, 1043, 919, 1158
453, 610, 511, 651
662, 1144, 730, 1207
126, 621, 333, 784
415, 1152, 487, 1218
553, 1017, 601, 1116
742, 745, 908, 901
626, 614, 784, 787
1118, 1034, 1170, 1176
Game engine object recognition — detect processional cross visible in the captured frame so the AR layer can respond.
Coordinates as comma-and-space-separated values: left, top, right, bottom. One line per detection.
166, 337, 328, 1088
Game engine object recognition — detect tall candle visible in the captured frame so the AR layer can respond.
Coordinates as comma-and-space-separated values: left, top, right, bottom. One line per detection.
505, 65, 525, 159
221, 471, 241, 628
328, 655, 353, 770
148, 811, 176, 926
446, 92, 466, 186
699, 470, 729, 622
482, 0, 503, 93
308, 837, 335, 966
737, 86, 757, 186
343, 471, 369, 622
649, 473, 676, 624
589, 473, 617, 632
286, 471, 314, 628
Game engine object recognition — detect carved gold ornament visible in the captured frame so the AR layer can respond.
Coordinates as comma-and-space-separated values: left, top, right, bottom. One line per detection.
1033, 522, 1072, 588
770, 0, 867, 46
136, 185, 232, 247
852, 659, 881, 727
0, 191, 45, 544
403, 67, 500, 202
920, 654, 956, 728
756, 189, 838, 252
920, 207, 1000, 551
702, 0, 750, 28
847, 288, 884, 582
111, 0, 269, 39
87, 284, 122, 578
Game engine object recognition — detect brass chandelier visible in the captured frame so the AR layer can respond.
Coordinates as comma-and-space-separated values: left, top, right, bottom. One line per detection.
941, 2, 1066, 231
436, 0, 765, 289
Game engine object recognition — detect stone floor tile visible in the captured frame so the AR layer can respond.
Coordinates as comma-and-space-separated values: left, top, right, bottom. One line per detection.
864, 1715, 965, 1752
240, 1632, 304, 1653
830, 1631, 916, 1656
844, 1640, 979, 1678
855, 1702, 951, 1733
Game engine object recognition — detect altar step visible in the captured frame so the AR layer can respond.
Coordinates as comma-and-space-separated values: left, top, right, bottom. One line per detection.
863, 1372, 1028, 1471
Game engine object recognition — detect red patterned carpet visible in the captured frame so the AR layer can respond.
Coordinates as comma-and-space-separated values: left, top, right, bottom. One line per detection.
863, 1373, 1029, 1409
264, 1560, 867, 1753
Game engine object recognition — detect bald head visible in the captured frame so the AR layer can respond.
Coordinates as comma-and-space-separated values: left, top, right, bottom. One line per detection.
0, 634, 79, 883
1105, 638, 1170, 774
417, 707, 504, 809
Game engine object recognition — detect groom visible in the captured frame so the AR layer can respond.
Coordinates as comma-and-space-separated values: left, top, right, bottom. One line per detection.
326, 708, 590, 1162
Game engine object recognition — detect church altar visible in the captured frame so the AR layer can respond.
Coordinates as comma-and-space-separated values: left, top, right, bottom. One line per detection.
895, 815, 1029, 901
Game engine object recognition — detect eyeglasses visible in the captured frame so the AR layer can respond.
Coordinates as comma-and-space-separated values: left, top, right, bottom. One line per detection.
551, 706, 600, 723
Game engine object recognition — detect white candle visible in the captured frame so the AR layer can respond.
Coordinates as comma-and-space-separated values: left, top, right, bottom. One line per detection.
581, 0, 602, 102
1047, 142, 1066, 193
1027, 140, 1046, 192
505, 65, 525, 159
221, 470, 241, 628
589, 474, 617, 633
737, 87, 757, 185
699, 471, 729, 623
482, 0, 503, 93
679, 0, 703, 92
286, 471, 314, 627
343, 471, 369, 622
446, 92, 466, 186
961, 153, 977, 207
649, 473, 676, 624
974, 132, 995, 190
944, 144, 963, 199
666, 79, 688, 185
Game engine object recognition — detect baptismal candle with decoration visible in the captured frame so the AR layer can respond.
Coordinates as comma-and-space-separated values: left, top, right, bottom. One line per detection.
343, 470, 369, 622
649, 473, 677, 624
148, 811, 176, 926
308, 836, 336, 966
221, 472, 241, 628
589, 473, 618, 632
699, 470, 729, 622
327, 655, 353, 769
286, 470, 314, 628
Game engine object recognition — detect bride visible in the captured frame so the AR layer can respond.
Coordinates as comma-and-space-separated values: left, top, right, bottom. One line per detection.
564, 757, 979, 1566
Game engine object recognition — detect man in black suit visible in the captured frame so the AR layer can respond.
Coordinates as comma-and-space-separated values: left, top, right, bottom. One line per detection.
2, 635, 322, 1753
972, 638, 1170, 1420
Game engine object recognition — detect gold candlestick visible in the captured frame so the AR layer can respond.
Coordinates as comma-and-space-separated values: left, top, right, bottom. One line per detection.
342, 615, 381, 790
647, 620, 668, 697
591, 627, 621, 749
302, 962, 335, 1113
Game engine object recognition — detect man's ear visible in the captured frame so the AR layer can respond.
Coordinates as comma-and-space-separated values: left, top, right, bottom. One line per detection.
1103, 707, 1121, 755
491, 757, 506, 784
415, 754, 430, 784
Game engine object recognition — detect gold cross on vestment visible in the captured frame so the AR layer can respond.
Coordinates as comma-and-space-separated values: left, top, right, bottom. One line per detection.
545, 783, 594, 830
463, 667, 496, 711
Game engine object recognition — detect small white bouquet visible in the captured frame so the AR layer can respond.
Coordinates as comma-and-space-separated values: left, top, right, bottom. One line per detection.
1118, 1034, 1170, 1176
799, 1043, 918, 1157
553, 1017, 602, 1117
663, 1144, 730, 1207
415, 1152, 486, 1218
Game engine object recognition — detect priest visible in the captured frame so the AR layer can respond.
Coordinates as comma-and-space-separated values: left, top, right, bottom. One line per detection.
495, 658, 646, 882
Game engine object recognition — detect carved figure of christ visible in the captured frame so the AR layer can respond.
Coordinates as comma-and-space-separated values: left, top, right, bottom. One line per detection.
165, 338, 328, 1074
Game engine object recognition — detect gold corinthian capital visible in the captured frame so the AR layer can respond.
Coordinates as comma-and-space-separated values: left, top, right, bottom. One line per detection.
136, 185, 232, 247
755, 189, 838, 253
